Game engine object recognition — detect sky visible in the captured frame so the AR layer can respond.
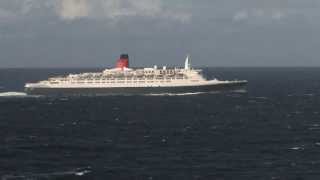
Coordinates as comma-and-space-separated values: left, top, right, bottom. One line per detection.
0, 0, 320, 68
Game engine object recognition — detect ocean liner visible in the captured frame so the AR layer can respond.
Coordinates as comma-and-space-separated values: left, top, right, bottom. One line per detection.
25, 54, 247, 95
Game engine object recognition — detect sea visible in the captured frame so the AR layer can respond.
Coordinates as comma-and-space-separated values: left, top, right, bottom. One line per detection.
0, 68, 320, 180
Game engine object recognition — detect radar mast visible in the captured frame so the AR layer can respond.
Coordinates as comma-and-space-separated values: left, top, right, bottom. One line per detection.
184, 55, 191, 70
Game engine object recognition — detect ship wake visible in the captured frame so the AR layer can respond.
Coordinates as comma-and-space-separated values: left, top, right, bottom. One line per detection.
144, 89, 247, 96
0, 92, 28, 97
145, 92, 207, 96
0, 92, 42, 98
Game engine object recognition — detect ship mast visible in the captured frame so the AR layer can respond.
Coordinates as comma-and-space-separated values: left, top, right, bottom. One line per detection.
184, 55, 191, 70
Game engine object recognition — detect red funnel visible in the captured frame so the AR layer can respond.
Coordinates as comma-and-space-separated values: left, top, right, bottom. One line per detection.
116, 54, 129, 69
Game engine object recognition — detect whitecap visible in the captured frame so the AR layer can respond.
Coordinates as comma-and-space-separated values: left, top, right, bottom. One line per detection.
2, 171, 77, 179
231, 89, 247, 93
75, 170, 91, 176
289, 146, 304, 150
1, 168, 91, 179
0, 91, 43, 98
0, 92, 27, 97
145, 92, 206, 96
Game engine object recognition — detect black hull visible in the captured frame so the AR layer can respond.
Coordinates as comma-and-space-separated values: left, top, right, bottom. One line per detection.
25, 82, 247, 96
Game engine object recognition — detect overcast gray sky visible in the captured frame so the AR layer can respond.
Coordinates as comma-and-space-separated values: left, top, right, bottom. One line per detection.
0, 0, 320, 68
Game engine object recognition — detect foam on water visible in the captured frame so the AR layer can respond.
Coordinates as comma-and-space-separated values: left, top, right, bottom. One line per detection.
75, 169, 92, 176
0, 92, 28, 97
1, 168, 92, 179
146, 92, 207, 96
144, 90, 246, 96
232, 89, 247, 93
0, 88, 247, 98
0, 92, 43, 98
289, 146, 304, 150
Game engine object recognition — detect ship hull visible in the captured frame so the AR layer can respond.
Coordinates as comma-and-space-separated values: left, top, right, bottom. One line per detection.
25, 81, 247, 96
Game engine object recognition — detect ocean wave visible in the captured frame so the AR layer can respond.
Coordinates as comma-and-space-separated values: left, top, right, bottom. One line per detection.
0, 92, 43, 98
145, 92, 207, 96
144, 89, 247, 96
0, 92, 28, 97
1, 168, 91, 179
232, 89, 247, 93
289, 146, 304, 150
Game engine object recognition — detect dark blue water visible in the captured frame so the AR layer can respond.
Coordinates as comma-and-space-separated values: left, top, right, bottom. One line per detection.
1, 68, 320, 180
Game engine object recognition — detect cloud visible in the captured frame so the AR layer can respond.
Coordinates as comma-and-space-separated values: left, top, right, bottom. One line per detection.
271, 11, 286, 20
55, 0, 191, 22
0, 0, 319, 25
0, 0, 57, 22
233, 10, 249, 21
58, 0, 89, 20
0, 0, 191, 23
233, 8, 288, 22
0, 9, 16, 20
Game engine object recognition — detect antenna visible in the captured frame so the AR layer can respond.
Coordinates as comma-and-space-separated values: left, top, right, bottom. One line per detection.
184, 54, 191, 70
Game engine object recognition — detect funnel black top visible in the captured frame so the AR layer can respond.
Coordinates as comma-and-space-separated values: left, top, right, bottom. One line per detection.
120, 54, 129, 59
